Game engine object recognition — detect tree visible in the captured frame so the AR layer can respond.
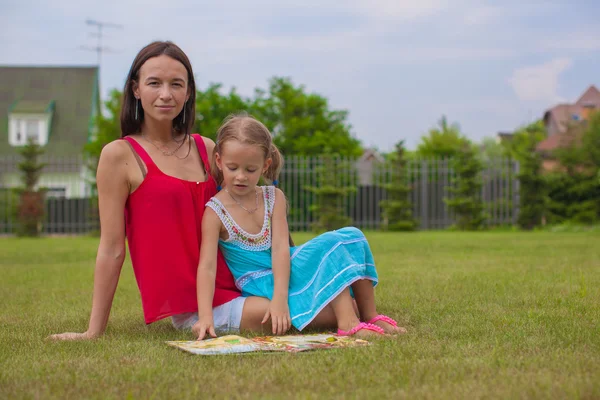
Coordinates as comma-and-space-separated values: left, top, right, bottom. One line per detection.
445, 143, 487, 230
82, 89, 123, 234
479, 137, 507, 162
306, 156, 356, 232
86, 78, 363, 159
16, 139, 46, 236
250, 77, 362, 157
380, 140, 417, 231
547, 113, 600, 224
581, 110, 600, 172
502, 120, 546, 158
84, 89, 123, 194
516, 139, 546, 230
195, 83, 251, 141
416, 116, 469, 159
503, 121, 547, 230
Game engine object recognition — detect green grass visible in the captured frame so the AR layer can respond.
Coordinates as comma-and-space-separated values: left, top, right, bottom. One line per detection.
1, 232, 599, 399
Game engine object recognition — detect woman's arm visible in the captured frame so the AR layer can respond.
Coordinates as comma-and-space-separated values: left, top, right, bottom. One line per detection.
192, 208, 222, 340
48, 141, 131, 340
266, 188, 292, 335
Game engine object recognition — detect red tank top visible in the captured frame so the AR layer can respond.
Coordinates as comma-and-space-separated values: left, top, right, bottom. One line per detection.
123, 134, 240, 324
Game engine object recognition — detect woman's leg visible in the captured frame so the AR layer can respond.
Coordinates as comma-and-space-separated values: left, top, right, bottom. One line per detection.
351, 279, 406, 334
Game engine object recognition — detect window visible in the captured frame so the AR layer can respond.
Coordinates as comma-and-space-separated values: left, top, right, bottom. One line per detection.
25, 120, 40, 143
9, 117, 46, 146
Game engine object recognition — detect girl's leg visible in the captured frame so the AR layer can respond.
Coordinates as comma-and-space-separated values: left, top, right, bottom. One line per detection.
328, 287, 381, 338
238, 296, 355, 333
304, 300, 359, 330
351, 279, 406, 334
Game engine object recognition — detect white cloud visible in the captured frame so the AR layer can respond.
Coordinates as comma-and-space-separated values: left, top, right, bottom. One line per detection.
508, 58, 573, 103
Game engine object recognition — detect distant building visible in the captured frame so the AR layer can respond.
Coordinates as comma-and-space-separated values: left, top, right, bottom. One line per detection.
356, 148, 385, 185
0, 66, 100, 198
537, 85, 600, 170
495, 131, 514, 144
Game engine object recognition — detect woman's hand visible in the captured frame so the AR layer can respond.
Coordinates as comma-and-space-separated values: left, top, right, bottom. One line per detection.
262, 298, 291, 335
47, 331, 99, 341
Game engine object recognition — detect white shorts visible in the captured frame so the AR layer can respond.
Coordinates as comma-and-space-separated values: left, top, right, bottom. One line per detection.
170, 296, 247, 334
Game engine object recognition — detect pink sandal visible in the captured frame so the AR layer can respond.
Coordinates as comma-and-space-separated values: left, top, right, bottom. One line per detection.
367, 315, 398, 327
337, 322, 385, 336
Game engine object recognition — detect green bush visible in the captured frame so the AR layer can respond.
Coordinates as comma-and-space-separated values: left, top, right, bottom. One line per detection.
380, 141, 417, 231
305, 156, 356, 232
445, 144, 487, 230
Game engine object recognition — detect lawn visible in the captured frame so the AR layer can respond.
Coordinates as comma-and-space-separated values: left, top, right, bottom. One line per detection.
1, 231, 599, 399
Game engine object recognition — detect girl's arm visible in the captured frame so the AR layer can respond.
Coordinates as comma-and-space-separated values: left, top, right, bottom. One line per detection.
193, 207, 222, 340
48, 141, 130, 340
266, 187, 292, 335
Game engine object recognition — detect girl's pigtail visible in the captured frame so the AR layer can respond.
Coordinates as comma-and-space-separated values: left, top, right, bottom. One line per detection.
264, 143, 283, 185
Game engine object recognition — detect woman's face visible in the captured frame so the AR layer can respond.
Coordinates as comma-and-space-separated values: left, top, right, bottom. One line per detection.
133, 54, 190, 125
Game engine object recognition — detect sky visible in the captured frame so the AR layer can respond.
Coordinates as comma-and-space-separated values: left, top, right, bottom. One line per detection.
1, 0, 599, 151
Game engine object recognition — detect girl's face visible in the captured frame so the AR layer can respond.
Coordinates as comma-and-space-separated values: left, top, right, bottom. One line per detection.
216, 140, 272, 197
133, 54, 190, 125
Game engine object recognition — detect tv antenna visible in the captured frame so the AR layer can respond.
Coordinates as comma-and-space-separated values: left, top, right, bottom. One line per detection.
79, 19, 123, 66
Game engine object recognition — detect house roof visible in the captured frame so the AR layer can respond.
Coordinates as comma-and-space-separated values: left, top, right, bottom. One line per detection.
536, 133, 564, 152
543, 104, 584, 135
11, 100, 55, 114
358, 148, 385, 163
0, 66, 99, 156
536, 121, 585, 153
496, 131, 514, 141
542, 86, 600, 136
575, 85, 600, 107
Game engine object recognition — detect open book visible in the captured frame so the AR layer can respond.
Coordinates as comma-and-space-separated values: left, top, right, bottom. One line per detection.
166, 333, 369, 355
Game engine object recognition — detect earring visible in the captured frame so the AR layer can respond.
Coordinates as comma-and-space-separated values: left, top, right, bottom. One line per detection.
182, 101, 187, 124
135, 99, 139, 120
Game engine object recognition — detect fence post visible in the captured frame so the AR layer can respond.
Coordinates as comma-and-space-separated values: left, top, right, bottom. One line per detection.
420, 160, 428, 229
512, 160, 520, 226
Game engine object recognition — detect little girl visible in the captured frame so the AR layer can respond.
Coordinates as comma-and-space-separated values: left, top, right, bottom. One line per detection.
194, 114, 405, 339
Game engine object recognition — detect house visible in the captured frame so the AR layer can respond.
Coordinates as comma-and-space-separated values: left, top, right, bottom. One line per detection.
495, 131, 514, 144
356, 148, 385, 185
537, 85, 600, 170
0, 66, 100, 198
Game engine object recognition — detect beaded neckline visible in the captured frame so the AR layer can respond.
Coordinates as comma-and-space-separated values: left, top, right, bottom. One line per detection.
207, 186, 275, 252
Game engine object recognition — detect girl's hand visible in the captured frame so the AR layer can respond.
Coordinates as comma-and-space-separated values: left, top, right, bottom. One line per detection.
47, 331, 99, 341
262, 298, 291, 335
192, 317, 217, 340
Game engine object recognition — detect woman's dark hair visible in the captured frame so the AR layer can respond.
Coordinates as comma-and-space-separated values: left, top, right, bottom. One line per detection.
120, 41, 196, 137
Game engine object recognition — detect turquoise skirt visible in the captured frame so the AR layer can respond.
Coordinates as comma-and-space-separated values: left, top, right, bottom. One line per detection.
219, 227, 379, 330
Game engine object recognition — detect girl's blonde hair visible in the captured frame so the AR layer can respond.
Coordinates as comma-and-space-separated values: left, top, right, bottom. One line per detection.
211, 113, 283, 187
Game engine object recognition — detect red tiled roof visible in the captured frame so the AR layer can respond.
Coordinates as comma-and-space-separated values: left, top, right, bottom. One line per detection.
539, 85, 598, 155
575, 85, 600, 107
544, 104, 584, 134
536, 134, 564, 152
